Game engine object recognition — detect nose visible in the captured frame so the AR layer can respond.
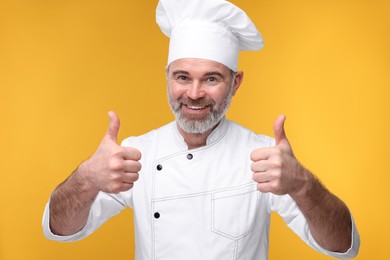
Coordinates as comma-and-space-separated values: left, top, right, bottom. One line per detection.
187, 80, 206, 100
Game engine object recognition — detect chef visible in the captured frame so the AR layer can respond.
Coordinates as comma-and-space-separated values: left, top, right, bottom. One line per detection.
43, 0, 360, 259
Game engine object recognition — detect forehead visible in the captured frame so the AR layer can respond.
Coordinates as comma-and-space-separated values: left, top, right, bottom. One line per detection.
168, 58, 231, 75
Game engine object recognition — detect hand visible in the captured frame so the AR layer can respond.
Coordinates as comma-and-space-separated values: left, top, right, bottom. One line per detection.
250, 115, 307, 195
79, 111, 142, 194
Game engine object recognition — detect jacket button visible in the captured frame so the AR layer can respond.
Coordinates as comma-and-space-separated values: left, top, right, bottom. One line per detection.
156, 164, 162, 171
187, 153, 193, 160
154, 212, 160, 219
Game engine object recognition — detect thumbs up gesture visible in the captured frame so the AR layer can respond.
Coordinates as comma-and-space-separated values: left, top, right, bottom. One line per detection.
250, 115, 307, 196
79, 111, 142, 194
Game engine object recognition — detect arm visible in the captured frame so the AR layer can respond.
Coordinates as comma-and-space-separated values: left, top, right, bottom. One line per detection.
49, 163, 100, 236
48, 111, 141, 236
287, 165, 352, 252
251, 115, 355, 253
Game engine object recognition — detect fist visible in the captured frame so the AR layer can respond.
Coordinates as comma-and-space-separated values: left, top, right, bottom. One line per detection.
250, 115, 306, 195
80, 111, 142, 194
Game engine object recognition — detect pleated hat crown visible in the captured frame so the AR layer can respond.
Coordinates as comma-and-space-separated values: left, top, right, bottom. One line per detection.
156, 0, 264, 71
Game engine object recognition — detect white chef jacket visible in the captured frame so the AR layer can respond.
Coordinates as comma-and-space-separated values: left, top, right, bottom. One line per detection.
43, 118, 360, 260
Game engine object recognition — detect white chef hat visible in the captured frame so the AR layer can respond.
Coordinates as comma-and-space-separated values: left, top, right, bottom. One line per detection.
156, 0, 264, 71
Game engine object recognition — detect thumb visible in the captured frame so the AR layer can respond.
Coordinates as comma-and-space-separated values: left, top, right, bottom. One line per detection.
106, 111, 120, 143
273, 114, 288, 145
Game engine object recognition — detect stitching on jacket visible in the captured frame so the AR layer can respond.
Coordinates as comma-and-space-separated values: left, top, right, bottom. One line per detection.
211, 188, 259, 241
152, 182, 255, 202
154, 119, 231, 163
151, 129, 159, 260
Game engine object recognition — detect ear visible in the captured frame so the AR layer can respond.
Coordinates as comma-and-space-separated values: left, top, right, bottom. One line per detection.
232, 71, 244, 96
165, 65, 172, 86
165, 65, 169, 78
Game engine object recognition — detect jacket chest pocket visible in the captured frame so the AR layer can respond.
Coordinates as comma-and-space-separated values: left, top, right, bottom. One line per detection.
211, 184, 259, 240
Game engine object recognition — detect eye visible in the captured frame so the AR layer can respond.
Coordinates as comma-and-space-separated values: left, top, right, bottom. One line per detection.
205, 76, 220, 85
176, 75, 189, 83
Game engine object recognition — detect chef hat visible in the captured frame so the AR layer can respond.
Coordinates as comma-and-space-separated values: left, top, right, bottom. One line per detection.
156, 0, 264, 71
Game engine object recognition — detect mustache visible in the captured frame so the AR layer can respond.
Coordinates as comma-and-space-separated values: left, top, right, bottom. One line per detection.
178, 97, 215, 107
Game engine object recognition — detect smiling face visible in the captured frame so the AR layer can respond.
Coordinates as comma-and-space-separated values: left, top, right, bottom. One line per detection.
166, 58, 243, 134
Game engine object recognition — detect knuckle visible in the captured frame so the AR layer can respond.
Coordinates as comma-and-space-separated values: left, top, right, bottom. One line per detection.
250, 162, 257, 172
109, 183, 128, 194
127, 147, 142, 160
107, 173, 120, 184
134, 149, 142, 160
270, 181, 284, 195
270, 181, 279, 191
132, 161, 142, 172
131, 172, 139, 182
271, 169, 282, 178
271, 148, 282, 158
126, 172, 139, 183
126, 161, 142, 172
270, 158, 282, 169
109, 159, 123, 171
257, 183, 268, 193
126, 183, 134, 190
111, 146, 124, 157
250, 150, 257, 161
106, 183, 119, 194
252, 173, 258, 182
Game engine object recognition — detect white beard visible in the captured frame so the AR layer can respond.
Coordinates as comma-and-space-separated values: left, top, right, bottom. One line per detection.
167, 81, 234, 134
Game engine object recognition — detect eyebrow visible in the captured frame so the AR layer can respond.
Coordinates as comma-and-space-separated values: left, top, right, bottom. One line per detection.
204, 71, 225, 79
171, 70, 225, 79
171, 70, 190, 77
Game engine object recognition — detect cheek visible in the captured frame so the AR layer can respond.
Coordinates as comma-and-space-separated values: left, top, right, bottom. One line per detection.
168, 83, 182, 100
209, 88, 230, 104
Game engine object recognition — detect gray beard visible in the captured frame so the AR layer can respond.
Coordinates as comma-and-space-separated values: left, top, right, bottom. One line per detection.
167, 83, 234, 134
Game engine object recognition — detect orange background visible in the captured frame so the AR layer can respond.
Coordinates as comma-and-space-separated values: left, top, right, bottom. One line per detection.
0, 0, 389, 259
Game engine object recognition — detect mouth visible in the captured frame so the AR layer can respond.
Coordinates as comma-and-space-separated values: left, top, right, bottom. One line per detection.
187, 105, 207, 110
181, 103, 211, 115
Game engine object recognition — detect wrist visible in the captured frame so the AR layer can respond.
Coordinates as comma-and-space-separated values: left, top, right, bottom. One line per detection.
289, 166, 317, 203
290, 170, 328, 211
70, 161, 100, 197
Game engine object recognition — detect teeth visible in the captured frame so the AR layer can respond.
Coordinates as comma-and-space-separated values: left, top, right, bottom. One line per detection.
188, 105, 204, 110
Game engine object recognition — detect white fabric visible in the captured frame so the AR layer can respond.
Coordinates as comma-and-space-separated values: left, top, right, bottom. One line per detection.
156, 0, 264, 71
42, 118, 360, 259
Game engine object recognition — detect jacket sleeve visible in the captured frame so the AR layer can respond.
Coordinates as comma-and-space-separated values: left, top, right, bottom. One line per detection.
270, 193, 360, 259
42, 191, 130, 242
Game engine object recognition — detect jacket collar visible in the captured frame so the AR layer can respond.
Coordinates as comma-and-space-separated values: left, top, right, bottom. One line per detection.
172, 117, 230, 150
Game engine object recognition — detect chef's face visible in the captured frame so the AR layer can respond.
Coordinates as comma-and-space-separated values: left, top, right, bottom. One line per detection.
166, 58, 243, 134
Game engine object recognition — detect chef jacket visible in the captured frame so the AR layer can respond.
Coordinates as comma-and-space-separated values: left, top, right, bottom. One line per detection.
43, 117, 360, 260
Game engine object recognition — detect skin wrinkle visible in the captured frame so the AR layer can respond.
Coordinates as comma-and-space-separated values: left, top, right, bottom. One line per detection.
166, 62, 237, 134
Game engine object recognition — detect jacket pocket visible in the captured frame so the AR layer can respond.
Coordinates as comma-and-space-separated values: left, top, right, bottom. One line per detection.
211, 183, 259, 240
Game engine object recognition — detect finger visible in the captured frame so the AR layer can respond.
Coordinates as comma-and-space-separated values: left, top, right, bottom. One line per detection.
273, 114, 288, 145
251, 160, 270, 173
257, 182, 275, 193
123, 160, 142, 173
252, 171, 272, 183
122, 147, 142, 161
250, 147, 272, 161
253, 167, 280, 182
122, 172, 139, 184
106, 111, 120, 143
111, 182, 134, 194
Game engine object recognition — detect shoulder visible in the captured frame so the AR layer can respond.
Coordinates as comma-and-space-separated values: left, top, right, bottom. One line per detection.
120, 121, 175, 150
228, 120, 275, 148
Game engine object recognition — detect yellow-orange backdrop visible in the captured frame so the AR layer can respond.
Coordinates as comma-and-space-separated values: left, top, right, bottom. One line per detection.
0, 0, 389, 259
